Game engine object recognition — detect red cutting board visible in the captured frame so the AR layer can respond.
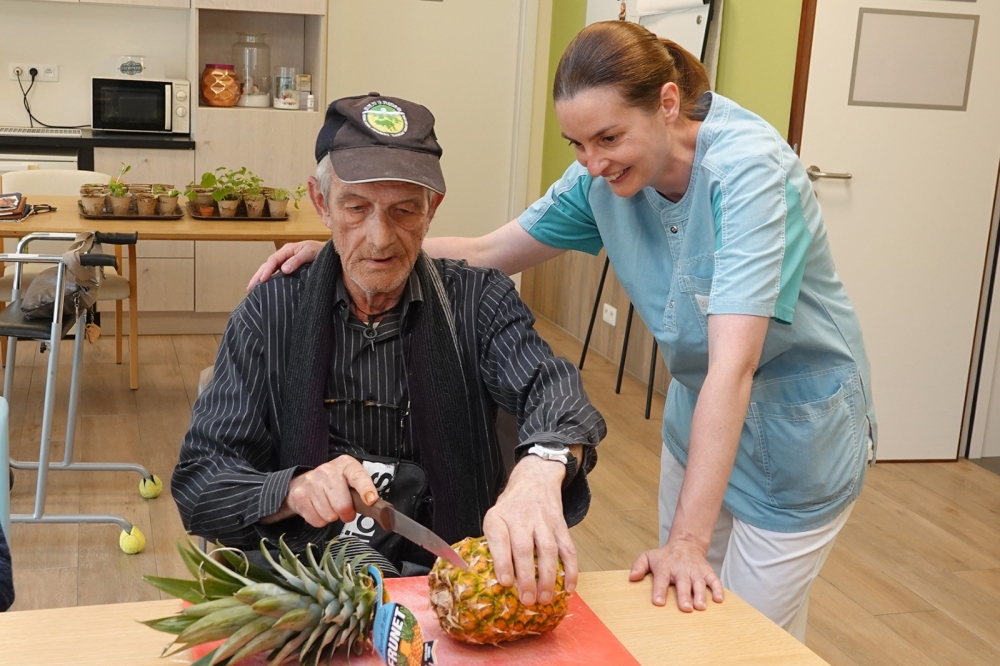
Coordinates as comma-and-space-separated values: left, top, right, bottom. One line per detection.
191, 575, 639, 665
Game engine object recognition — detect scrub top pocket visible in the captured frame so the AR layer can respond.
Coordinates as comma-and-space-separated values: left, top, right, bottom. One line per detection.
749, 368, 863, 511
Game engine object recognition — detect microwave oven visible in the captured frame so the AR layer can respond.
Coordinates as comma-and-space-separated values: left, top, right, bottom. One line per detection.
91, 78, 190, 134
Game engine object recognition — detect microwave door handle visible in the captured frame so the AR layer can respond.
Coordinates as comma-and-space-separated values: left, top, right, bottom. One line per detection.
164, 84, 172, 131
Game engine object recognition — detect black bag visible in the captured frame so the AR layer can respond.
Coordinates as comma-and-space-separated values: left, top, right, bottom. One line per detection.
338, 452, 433, 569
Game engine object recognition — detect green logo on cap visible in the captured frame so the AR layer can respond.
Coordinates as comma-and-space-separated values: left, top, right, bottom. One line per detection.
363, 100, 407, 137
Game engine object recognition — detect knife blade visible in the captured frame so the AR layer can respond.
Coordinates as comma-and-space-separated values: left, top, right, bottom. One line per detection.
350, 489, 471, 571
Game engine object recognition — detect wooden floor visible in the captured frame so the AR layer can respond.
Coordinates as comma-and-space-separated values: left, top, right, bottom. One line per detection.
4, 316, 1000, 665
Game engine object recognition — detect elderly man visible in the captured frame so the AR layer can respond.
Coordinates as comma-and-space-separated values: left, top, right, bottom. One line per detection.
173, 93, 605, 605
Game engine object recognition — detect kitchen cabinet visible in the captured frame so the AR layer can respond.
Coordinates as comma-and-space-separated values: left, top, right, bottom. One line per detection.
194, 240, 274, 313
137, 258, 195, 311
189, 4, 326, 314
79, 0, 190, 6
194, 0, 323, 14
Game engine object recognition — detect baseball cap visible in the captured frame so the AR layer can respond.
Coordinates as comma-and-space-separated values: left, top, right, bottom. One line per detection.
314, 92, 446, 195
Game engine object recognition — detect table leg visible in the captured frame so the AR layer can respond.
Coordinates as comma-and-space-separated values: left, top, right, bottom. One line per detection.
128, 247, 138, 391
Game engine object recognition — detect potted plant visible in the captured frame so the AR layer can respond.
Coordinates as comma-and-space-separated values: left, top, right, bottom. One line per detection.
79, 183, 107, 216
211, 167, 245, 218
242, 170, 266, 217
135, 186, 158, 216
266, 183, 306, 218
108, 162, 132, 216
186, 172, 218, 208
155, 186, 181, 215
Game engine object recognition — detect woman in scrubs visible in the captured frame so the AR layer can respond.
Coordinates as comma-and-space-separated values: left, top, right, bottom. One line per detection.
249, 21, 876, 641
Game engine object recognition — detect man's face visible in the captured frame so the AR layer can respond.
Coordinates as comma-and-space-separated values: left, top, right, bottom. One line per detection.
309, 172, 439, 297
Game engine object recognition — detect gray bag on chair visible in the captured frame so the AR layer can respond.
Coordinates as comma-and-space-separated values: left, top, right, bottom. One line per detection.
19, 232, 103, 320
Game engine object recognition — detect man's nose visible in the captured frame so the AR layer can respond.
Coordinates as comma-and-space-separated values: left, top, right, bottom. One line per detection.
366, 209, 395, 247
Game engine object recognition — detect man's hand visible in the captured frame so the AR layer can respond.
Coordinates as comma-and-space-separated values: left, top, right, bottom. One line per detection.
247, 240, 325, 291
260, 455, 378, 527
482, 453, 579, 607
629, 538, 725, 611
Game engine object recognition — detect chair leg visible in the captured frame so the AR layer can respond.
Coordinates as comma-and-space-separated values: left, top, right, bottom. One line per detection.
615, 302, 635, 394
115, 301, 123, 364
0, 302, 6, 369
646, 341, 658, 420
128, 246, 139, 390
579, 256, 610, 370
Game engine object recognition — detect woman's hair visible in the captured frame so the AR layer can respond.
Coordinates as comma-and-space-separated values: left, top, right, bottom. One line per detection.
553, 21, 710, 120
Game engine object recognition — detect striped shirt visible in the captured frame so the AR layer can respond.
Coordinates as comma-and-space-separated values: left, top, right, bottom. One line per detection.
0, 522, 12, 611
172, 259, 606, 556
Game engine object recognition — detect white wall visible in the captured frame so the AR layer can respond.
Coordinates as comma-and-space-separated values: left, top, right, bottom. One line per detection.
0, 0, 188, 128
327, 0, 532, 240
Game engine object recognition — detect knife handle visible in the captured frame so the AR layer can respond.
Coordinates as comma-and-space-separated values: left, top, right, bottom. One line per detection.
350, 488, 396, 532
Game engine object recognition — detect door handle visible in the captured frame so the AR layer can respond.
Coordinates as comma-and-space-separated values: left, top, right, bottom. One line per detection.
807, 165, 852, 181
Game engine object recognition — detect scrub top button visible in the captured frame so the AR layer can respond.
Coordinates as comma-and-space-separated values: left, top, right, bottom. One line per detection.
670, 225, 678, 233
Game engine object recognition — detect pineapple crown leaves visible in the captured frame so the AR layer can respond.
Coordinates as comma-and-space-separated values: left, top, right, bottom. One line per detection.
142, 535, 381, 666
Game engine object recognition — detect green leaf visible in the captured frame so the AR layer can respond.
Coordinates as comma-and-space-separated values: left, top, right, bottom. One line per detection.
143, 575, 208, 605
217, 549, 286, 588
138, 615, 200, 635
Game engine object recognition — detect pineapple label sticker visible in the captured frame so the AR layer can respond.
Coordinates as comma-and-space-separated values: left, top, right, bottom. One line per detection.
363, 100, 408, 137
370, 566, 437, 666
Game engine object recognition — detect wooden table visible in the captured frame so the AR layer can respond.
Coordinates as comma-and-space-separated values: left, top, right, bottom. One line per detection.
0, 195, 330, 243
0, 571, 826, 665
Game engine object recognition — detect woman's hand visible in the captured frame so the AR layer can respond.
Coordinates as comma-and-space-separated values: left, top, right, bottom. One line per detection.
629, 538, 724, 611
247, 240, 324, 291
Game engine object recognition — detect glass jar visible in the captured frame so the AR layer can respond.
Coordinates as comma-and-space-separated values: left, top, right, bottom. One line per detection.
200, 64, 240, 107
272, 66, 300, 110
232, 32, 271, 107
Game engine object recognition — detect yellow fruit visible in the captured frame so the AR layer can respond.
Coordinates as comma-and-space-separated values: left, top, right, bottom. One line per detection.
427, 536, 569, 645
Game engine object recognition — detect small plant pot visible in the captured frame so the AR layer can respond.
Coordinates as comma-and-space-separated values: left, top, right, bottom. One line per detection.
194, 190, 215, 207
218, 199, 240, 217
244, 195, 266, 217
267, 198, 289, 218
157, 195, 179, 215
198, 204, 216, 217
80, 194, 106, 216
109, 194, 133, 216
136, 195, 158, 216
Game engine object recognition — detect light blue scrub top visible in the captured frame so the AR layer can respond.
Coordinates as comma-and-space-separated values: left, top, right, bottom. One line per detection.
519, 93, 876, 532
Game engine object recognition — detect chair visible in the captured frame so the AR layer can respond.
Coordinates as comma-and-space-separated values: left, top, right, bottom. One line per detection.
1, 232, 159, 553
0, 170, 139, 390
579, 256, 659, 419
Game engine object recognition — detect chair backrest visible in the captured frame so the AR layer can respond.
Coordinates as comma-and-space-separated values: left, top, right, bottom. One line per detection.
0, 169, 111, 196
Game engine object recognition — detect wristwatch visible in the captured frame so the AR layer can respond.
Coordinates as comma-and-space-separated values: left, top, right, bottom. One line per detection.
524, 443, 579, 488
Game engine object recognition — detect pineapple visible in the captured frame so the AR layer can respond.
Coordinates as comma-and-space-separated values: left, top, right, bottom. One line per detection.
427, 536, 570, 645
142, 536, 379, 666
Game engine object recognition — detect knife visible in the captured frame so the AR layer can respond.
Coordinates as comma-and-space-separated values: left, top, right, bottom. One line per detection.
350, 489, 471, 571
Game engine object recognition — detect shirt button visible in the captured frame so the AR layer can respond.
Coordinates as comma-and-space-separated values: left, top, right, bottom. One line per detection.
670, 225, 678, 233
668, 301, 675, 308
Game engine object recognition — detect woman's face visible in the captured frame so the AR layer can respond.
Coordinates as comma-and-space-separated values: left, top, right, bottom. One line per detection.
556, 85, 679, 199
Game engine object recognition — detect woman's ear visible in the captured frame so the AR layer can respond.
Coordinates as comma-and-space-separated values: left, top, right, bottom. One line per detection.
659, 82, 681, 124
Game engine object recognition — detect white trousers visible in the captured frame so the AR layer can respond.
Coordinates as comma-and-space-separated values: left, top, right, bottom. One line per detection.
658, 447, 855, 642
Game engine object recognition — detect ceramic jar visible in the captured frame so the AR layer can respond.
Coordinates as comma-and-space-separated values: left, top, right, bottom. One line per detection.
201, 64, 240, 107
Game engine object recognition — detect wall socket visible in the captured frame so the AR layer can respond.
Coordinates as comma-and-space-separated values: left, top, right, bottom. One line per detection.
9, 64, 59, 82
602, 303, 617, 326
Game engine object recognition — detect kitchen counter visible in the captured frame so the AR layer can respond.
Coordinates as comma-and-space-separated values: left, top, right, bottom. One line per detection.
0, 129, 194, 170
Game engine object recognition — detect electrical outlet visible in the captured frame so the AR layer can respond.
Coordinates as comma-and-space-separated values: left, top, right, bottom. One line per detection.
8, 64, 59, 82
602, 303, 617, 326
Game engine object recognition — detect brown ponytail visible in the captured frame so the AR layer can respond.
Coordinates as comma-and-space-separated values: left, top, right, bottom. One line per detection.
553, 21, 710, 120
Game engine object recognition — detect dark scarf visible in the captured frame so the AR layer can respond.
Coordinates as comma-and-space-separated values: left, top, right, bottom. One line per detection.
280, 243, 488, 544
